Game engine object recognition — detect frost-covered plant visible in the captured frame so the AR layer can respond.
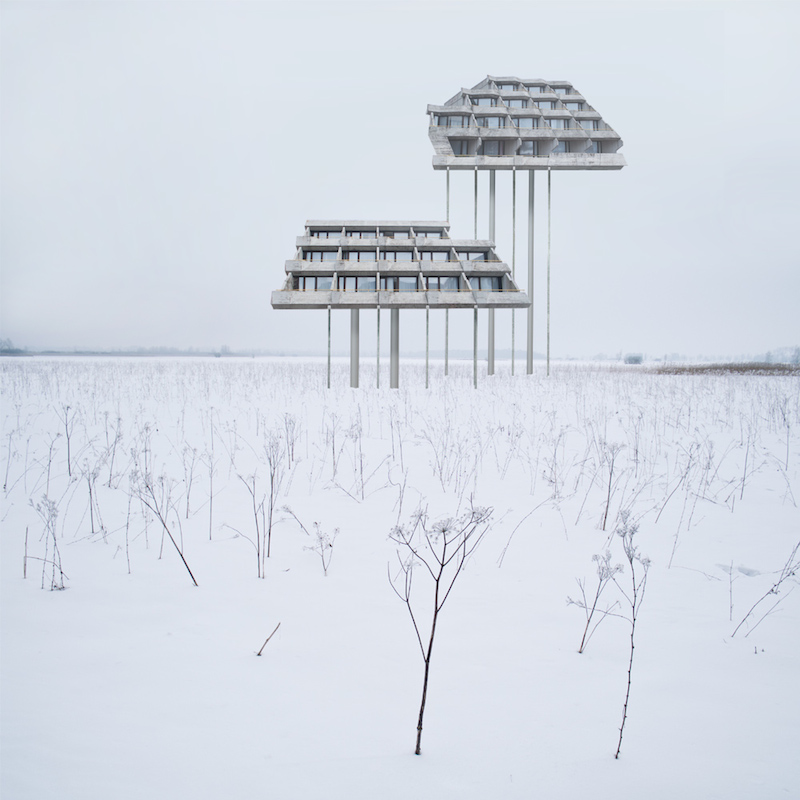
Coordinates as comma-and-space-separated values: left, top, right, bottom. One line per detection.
731, 538, 800, 638
263, 432, 285, 559
281, 506, 339, 577
130, 469, 198, 587
599, 441, 624, 532
282, 507, 339, 577
567, 549, 623, 653
306, 522, 338, 577
30, 495, 66, 590
612, 512, 650, 759
388, 504, 493, 755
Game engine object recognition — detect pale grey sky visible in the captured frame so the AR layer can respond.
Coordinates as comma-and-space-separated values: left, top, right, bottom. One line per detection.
2, 0, 798, 358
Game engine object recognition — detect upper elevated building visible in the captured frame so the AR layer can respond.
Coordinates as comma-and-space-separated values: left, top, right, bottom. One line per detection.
428, 76, 625, 171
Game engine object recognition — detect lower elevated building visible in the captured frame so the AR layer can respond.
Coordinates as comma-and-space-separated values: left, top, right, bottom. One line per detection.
271, 221, 530, 388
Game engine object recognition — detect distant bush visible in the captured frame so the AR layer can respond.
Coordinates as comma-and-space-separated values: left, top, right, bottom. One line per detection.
624, 354, 643, 365
654, 363, 800, 376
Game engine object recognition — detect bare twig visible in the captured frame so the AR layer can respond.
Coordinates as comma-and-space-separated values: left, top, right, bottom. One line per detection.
256, 622, 281, 656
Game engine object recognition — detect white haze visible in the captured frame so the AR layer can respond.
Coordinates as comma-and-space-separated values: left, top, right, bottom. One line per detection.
1, 1, 798, 358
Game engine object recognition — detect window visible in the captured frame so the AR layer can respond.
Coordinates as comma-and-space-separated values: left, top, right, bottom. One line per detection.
535, 100, 555, 109
580, 119, 599, 130
427, 276, 459, 291
379, 275, 417, 292
297, 276, 333, 291
398, 277, 418, 292
419, 251, 450, 261
478, 140, 509, 156
450, 139, 470, 155
303, 250, 338, 261
458, 251, 487, 261
475, 277, 501, 292
338, 276, 357, 292
586, 141, 604, 154
357, 277, 376, 292
476, 116, 505, 128
551, 141, 568, 153
471, 97, 497, 106
546, 118, 566, 129
525, 85, 544, 93
505, 99, 528, 108
416, 230, 443, 239
436, 115, 468, 128
565, 102, 583, 110
345, 250, 375, 261
310, 230, 340, 239
554, 87, 571, 94
518, 140, 539, 156
381, 251, 413, 262
345, 230, 376, 239
516, 117, 538, 128
497, 83, 517, 91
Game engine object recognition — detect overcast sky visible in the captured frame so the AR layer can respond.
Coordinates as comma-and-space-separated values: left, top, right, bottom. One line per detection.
2, 0, 798, 359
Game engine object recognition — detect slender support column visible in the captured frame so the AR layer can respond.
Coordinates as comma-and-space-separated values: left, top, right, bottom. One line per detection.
488, 170, 496, 376
473, 306, 478, 389
445, 309, 449, 376
511, 167, 516, 376
376, 307, 381, 388
350, 308, 359, 389
446, 167, 450, 223
390, 308, 399, 389
445, 168, 450, 377
425, 307, 430, 389
473, 167, 478, 238
547, 168, 552, 378
327, 306, 331, 389
527, 171, 535, 375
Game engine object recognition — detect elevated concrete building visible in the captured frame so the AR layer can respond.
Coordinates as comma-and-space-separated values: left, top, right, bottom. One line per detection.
271, 221, 530, 388
428, 76, 626, 378
428, 76, 625, 171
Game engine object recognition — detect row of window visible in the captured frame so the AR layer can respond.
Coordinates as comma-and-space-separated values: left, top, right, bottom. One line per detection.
302, 250, 495, 262
436, 116, 600, 130
448, 98, 585, 112
451, 140, 609, 156
471, 85, 577, 98
310, 230, 446, 239
294, 276, 501, 292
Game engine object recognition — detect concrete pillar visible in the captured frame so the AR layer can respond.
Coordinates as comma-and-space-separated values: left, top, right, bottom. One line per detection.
376, 307, 381, 388
473, 167, 478, 238
390, 309, 399, 389
511, 168, 516, 377
425, 307, 430, 389
473, 306, 478, 389
350, 308, 359, 389
527, 171, 535, 375
446, 167, 450, 223
327, 306, 331, 389
488, 170, 496, 376
547, 168, 552, 378
445, 309, 449, 376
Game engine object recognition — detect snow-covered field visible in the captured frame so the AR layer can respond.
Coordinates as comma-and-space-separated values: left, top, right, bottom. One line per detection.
2, 356, 798, 799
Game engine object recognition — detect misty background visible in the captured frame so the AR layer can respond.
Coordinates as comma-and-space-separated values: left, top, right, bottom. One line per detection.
2, 0, 798, 360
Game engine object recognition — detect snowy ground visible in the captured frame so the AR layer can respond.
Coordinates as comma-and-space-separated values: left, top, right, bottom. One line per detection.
1, 357, 798, 799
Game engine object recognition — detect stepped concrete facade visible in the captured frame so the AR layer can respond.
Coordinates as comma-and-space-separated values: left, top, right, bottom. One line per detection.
428, 76, 625, 171
271, 221, 529, 311
271, 221, 530, 389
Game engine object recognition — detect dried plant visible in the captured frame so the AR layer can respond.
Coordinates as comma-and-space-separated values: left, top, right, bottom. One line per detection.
389, 504, 493, 755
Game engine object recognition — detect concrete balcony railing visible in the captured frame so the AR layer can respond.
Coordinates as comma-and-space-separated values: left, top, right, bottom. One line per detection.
431, 152, 627, 171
